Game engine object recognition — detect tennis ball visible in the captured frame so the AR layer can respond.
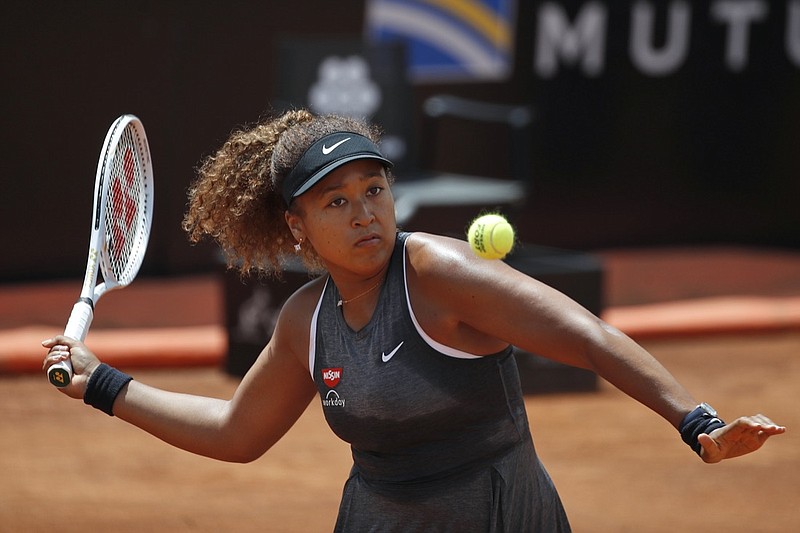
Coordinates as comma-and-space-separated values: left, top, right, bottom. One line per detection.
467, 214, 515, 260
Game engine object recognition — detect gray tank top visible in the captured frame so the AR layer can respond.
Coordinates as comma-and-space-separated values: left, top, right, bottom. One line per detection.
309, 232, 531, 484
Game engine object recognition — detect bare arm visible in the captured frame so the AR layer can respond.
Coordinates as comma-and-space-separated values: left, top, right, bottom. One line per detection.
113, 335, 317, 462
42, 286, 320, 463
406, 234, 786, 443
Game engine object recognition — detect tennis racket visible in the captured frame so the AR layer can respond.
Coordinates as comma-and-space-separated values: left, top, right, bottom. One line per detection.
48, 114, 154, 388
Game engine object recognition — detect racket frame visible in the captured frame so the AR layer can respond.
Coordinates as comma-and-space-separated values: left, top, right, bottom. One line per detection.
48, 115, 153, 387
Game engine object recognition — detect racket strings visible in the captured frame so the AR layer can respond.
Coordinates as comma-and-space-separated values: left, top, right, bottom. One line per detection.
103, 126, 149, 284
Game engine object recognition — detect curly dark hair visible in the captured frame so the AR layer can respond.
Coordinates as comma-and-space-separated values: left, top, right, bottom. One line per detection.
182, 109, 390, 277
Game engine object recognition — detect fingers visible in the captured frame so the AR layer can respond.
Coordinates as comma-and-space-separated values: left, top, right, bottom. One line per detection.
697, 433, 723, 464
41, 336, 84, 368
41, 336, 86, 377
735, 414, 786, 434
699, 413, 787, 463
41, 335, 78, 349
42, 336, 75, 370
41, 346, 71, 370
718, 415, 786, 443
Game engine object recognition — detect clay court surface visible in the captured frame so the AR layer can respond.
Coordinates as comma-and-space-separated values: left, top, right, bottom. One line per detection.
2, 247, 799, 532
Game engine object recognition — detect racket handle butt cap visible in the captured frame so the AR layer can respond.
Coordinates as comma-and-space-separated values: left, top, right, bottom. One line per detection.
48, 360, 73, 388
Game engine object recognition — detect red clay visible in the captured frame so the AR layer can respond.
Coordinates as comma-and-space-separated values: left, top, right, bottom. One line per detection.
1, 246, 798, 531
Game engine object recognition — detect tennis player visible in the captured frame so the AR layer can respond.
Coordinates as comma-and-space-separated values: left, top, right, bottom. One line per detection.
43, 109, 785, 532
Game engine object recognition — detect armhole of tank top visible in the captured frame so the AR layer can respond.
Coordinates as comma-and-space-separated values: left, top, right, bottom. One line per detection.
308, 277, 329, 379
402, 236, 481, 360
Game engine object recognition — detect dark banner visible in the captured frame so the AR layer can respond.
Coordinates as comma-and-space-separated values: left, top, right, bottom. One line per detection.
519, 0, 800, 247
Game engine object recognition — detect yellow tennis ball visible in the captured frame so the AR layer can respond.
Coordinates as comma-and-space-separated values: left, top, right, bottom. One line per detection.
467, 214, 515, 260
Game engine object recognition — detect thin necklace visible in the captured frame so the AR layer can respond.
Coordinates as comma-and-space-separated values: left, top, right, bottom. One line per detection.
337, 278, 384, 307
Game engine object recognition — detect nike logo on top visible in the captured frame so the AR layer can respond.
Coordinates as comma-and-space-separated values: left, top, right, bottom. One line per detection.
322, 137, 351, 155
381, 341, 404, 363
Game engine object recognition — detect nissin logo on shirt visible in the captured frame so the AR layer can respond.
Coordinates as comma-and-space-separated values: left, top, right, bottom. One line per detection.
322, 367, 342, 388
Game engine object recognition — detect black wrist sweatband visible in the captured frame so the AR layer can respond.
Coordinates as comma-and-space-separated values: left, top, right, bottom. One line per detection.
83, 363, 133, 416
679, 405, 726, 456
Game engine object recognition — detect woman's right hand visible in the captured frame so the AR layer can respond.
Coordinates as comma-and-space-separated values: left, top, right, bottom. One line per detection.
42, 335, 102, 399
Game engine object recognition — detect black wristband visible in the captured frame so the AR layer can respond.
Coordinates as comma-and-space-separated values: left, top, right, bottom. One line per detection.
83, 363, 133, 416
679, 403, 726, 456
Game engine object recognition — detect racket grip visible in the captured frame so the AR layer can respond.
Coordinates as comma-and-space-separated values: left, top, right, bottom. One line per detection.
47, 360, 73, 388
48, 300, 94, 388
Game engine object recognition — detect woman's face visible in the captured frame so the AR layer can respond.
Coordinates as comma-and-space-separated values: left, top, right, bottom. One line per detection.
286, 159, 397, 278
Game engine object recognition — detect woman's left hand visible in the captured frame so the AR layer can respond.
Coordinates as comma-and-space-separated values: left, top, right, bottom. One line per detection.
698, 415, 786, 463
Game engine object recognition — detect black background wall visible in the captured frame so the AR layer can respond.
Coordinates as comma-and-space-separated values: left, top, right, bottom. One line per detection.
3, 0, 366, 281
3, 0, 798, 282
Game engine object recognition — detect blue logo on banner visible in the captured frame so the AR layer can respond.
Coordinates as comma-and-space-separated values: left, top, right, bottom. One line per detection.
366, 0, 517, 83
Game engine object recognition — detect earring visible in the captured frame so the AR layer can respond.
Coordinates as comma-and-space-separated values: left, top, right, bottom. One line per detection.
294, 240, 302, 253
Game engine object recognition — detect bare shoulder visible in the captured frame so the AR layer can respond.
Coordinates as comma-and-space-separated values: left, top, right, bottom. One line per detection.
269, 275, 327, 365
277, 275, 326, 328
405, 232, 473, 274
403, 232, 529, 353
281, 275, 327, 315
403, 232, 532, 312
405, 232, 519, 285
404, 231, 561, 319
